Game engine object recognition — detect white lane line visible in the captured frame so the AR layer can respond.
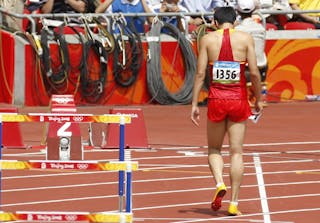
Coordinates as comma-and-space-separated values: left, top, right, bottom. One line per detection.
3, 166, 320, 183
158, 146, 204, 150
1, 194, 118, 207
133, 193, 320, 211
3, 174, 320, 194
4, 181, 320, 208
3, 141, 320, 157
133, 217, 290, 222
138, 158, 316, 168
3, 164, 320, 183
2, 181, 117, 192
243, 141, 320, 147
2, 152, 45, 157
129, 153, 319, 161
286, 150, 320, 154
169, 207, 320, 223
2, 171, 111, 180
253, 153, 271, 223
128, 150, 320, 162
158, 141, 320, 151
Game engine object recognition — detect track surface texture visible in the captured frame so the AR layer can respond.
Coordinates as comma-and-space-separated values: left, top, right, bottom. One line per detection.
2, 101, 320, 223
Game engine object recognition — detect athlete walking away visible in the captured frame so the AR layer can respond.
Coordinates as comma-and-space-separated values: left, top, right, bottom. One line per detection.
191, 6, 263, 216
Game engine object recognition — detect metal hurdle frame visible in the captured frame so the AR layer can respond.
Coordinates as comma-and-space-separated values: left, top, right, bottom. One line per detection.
118, 115, 133, 213
0, 113, 134, 222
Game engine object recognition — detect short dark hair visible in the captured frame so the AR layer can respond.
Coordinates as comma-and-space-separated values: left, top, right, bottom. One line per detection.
214, 7, 237, 25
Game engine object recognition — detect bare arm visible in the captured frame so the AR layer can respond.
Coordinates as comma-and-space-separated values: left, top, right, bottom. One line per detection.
41, 0, 54, 13
41, 0, 87, 13
247, 35, 263, 113
161, 2, 185, 32
191, 35, 208, 126
141, 0, 154, 24
95, 0, 113, 13
171, 4, 185, 32
65, 0, 87, 13
290, 3, 320, 24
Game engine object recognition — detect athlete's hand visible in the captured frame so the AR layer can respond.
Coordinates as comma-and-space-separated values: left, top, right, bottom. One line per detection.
191, 106, 200, 126
254, 101, 264, 114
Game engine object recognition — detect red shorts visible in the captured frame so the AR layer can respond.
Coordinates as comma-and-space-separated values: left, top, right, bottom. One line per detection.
207, 98, 252, 122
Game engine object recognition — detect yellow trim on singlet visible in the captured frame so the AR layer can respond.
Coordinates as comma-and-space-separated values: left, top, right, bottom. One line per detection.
216, 28, 236, 34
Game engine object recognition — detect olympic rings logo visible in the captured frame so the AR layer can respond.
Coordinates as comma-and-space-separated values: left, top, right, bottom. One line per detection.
77, 164, 89, 169
65, 215, 78, 221
73, 116, 84, 122
52, 98, 73, 104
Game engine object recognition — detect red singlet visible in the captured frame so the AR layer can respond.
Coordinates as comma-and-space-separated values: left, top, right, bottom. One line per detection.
207, 29, 252, 122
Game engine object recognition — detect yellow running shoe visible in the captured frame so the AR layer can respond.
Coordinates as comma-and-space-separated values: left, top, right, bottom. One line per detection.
211, 183, 227, 211
228, 203, 242, 216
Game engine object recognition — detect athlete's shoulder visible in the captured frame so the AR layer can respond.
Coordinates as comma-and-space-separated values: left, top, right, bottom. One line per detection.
206, 29, 222, 38
202, 31, 218, 41
233, 29, 254, 42
234, 29, 251, 37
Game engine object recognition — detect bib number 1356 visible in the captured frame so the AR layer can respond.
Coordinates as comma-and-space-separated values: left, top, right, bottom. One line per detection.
212, 61, 240, 84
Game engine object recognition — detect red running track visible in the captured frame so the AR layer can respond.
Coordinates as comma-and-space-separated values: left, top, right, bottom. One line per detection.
1, 102, 320, 223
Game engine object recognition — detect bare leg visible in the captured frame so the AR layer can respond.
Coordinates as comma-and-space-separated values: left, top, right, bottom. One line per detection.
227, 120, 246, 203
207, 119, 228, 211
207, 119, 227, 184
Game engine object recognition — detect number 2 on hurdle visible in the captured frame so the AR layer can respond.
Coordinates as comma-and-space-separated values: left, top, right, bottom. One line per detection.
57, 122, 72, 137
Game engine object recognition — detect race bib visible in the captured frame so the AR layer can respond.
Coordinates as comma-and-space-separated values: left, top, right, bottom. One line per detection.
212, 61, 241, 84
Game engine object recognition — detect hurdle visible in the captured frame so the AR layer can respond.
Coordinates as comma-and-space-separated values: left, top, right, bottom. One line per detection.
0, 113, 135, 222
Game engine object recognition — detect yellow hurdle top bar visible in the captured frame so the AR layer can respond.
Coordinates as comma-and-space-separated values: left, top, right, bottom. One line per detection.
0, 113, 131, 124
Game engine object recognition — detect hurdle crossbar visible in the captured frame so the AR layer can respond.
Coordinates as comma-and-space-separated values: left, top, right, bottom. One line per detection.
0, 160, 138, 171
0, 211, 132, 222
0, 113, 134, 215
0, 113, 131, 124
